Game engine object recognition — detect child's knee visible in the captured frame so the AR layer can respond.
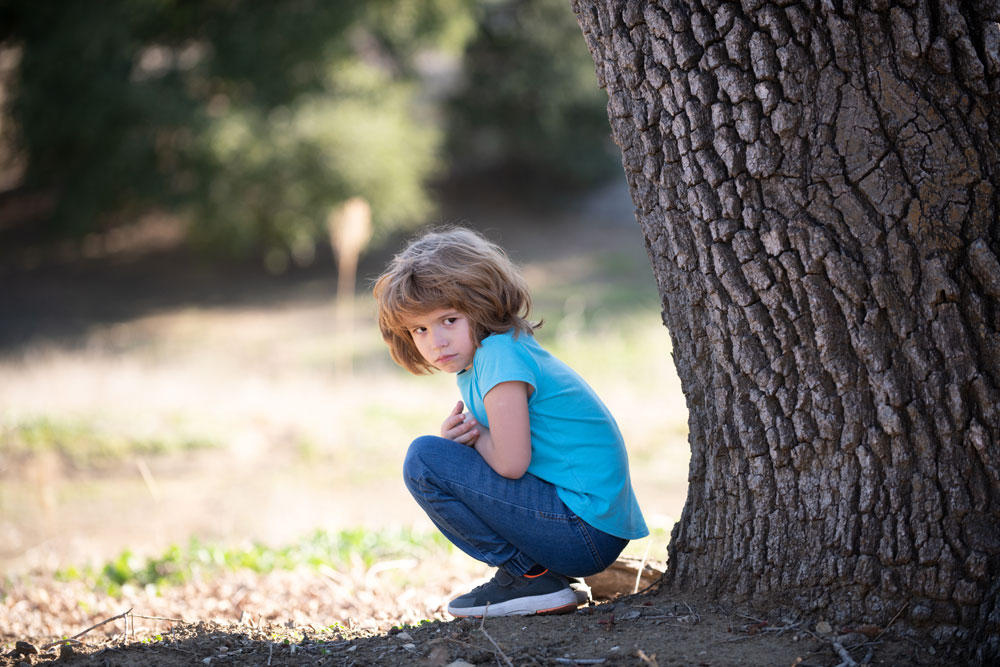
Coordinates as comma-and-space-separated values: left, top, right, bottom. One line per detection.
402, 435, 442, 485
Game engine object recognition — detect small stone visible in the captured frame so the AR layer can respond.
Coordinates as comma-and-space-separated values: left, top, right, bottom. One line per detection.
14, 642, 38, 657
446, 661, 475, 667
815, 621, 833, 634
396, 631, 413, 641
402, 643, 417, 651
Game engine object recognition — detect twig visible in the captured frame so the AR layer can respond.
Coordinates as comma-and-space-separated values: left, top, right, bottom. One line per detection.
737, 612, 767, 624
634, 541, 651, 594
479, 606, 514, 667
654, 621, 703, 629
554, 659, 606, 664
633, 606, 702, 624
636, 648, 659, 666
480, 625, 514, 667
832, 640, 858, 666
443, 637, 481, 651
757, 623, 801, 635
135, 457, 161, 501
267, 641, 273, 666
42, 608, 133, 650
873, 602, 908, 643
634, 576, 662, 596
130, 613, 186, 623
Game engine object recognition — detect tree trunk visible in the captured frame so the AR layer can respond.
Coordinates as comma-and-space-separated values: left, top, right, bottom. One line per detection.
572, 0, 1000, 655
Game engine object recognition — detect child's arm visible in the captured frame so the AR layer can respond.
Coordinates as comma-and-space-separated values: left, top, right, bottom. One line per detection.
440, 383, 532, 478
473, 381, 532, 479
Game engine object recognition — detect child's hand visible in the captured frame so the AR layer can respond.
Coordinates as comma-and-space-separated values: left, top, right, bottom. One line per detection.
441, 400, 479, 446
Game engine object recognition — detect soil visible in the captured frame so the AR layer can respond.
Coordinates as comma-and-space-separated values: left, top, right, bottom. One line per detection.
0, 562, 964, 667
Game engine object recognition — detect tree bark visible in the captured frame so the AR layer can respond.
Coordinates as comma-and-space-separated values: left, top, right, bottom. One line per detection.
572, 0, 1000, 655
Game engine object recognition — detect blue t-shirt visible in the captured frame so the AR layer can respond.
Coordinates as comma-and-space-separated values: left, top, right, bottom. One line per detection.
457, 330, 648, 540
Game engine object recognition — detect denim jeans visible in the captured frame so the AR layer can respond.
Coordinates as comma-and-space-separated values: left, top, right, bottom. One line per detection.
403, 435, 628, 577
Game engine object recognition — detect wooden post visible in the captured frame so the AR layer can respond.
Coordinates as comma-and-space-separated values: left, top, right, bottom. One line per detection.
327, 197, 373, 375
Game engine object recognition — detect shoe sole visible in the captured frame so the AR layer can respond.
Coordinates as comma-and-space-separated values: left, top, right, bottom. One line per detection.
448, 590, 579, 618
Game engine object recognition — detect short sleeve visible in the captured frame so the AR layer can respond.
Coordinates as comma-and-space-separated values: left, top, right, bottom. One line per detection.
473, 334, 538, 397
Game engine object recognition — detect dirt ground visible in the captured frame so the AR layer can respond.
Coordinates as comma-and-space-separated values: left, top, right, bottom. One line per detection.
1, 563, 965, 667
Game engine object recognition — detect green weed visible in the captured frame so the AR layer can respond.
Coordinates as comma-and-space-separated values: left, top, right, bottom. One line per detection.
57, 527, 454, 596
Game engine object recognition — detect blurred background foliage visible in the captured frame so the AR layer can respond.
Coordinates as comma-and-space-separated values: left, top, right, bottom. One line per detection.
446, 0, 619, 188
0, 0, 619, 265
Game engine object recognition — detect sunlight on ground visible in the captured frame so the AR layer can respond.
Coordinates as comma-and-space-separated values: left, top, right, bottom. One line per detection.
0, 210, 690, 576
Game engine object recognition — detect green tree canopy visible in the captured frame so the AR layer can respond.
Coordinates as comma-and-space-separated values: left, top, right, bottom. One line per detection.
446, 0, 619, 188
0, 0, 474, 262
0, 0, 622, 262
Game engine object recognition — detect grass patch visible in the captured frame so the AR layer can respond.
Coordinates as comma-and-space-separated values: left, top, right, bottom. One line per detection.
0, 415, 219, 469
55, 527, 454, 596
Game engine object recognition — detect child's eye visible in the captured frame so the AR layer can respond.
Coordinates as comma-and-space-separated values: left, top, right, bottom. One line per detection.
412, 327, 427, 334
444, 317, 457, 325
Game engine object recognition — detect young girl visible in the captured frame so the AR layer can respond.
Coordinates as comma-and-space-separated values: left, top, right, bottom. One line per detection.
373, 227, 647, 617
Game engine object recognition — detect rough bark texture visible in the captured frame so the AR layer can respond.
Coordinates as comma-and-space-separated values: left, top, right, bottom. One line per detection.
572, 0, 1000, 656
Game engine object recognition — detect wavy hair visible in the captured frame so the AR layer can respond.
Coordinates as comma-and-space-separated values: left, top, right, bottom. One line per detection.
372, 227, 539, 374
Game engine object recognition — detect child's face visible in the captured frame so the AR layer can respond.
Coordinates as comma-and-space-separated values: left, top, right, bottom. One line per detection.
404, 308, 476, 373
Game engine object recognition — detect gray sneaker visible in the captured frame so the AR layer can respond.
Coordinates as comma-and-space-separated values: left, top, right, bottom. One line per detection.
447, 569, 579, 617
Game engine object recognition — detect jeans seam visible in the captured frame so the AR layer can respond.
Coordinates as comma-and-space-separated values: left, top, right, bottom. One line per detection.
574, 517, 607, 572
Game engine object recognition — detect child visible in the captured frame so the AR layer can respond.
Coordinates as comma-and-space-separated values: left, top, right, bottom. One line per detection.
372, 227, 647, 617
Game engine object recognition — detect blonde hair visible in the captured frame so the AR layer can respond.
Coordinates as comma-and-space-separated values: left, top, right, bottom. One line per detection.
372, 227, 539, 374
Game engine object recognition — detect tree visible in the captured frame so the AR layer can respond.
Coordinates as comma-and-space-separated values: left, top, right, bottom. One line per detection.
0, 1, 474, 262
571, 0, 999, 659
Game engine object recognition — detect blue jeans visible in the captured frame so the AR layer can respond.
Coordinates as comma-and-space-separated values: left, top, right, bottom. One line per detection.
403, 435, 628, 577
